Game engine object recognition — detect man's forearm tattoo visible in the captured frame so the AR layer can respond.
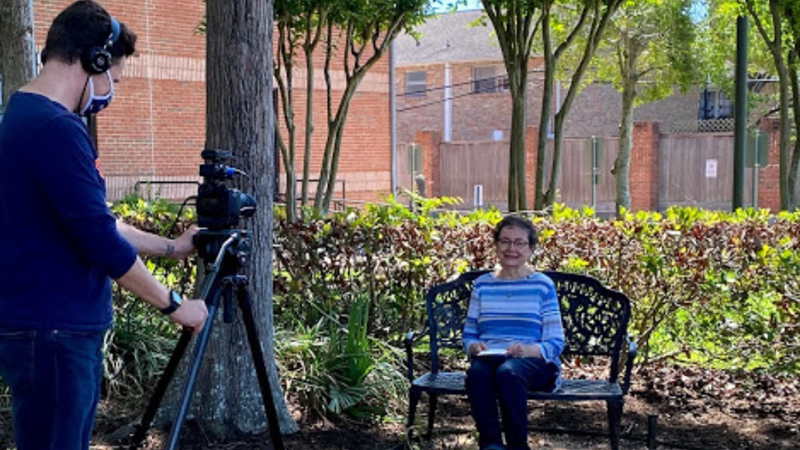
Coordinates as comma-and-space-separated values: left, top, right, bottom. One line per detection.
166, 243, 175, 257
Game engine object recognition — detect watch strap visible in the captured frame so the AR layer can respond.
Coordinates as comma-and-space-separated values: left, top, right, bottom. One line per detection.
160, 290, 182, 315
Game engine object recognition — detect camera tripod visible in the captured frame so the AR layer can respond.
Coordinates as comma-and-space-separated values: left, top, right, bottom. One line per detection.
129, 229, 285, 450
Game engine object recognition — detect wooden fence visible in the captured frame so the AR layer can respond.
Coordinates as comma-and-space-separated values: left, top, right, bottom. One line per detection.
432, 131, 758, 211
659, 133, 755, 210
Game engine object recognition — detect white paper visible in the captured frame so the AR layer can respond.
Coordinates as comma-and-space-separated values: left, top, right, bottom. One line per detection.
705, 159, 718, 178
477, 348, 507, 357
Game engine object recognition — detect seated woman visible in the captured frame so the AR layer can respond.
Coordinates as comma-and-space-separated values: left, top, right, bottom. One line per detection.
463, 216, 565, 450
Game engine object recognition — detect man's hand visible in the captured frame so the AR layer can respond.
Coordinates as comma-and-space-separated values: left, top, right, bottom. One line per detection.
169, 299, 209, 334
469, 342, 488, 356
171, 226, 199, 259
506, 342, 543, 359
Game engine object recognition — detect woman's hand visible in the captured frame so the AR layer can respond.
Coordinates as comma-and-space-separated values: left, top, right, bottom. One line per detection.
469, 342, 488, 356
506, 343, 543, 359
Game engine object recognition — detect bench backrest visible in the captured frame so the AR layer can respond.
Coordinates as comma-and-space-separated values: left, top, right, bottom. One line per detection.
425, 270, 632, 382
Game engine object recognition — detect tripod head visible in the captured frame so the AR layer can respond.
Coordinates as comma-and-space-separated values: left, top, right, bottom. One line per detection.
194, 229, 251, 272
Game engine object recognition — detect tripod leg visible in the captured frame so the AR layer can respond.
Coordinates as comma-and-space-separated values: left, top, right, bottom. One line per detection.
129, 328, 194, 449
237, 288, 286, 450
166, 283, 227, 450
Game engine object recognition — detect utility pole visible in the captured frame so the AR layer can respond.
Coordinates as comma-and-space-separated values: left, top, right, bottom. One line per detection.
733, 15, 749, 210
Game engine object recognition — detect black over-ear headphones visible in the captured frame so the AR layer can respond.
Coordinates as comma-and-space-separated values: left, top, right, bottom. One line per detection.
81, 16, 120, 74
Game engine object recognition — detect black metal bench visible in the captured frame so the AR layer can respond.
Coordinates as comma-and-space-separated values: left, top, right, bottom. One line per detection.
404, 270, 637, 450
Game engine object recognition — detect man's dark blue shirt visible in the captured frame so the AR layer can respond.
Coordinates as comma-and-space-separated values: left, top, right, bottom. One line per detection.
0, 92, 137, 331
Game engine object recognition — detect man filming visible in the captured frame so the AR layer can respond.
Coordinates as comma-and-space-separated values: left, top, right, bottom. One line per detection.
0, 2, 209, 449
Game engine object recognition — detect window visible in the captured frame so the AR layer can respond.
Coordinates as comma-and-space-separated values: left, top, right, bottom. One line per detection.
405, 71, 426, 97
472, 66, 497, 94
473, 66, 508, 94
699, 89, 733, 119
498, 74, 510, 92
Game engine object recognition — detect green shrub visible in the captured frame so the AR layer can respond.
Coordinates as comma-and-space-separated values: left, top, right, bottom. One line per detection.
275, 199, 800, 375
104, 196, 799, 419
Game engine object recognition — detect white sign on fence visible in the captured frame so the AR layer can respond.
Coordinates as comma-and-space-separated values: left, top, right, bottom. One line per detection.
705, 159, 718, 179
474, 184, 484, 207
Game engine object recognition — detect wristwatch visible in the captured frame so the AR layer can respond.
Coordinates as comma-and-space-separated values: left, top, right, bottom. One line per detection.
160, 290, 183, 315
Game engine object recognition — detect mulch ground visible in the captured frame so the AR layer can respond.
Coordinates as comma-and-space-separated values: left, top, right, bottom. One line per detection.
1, 363, 798, 450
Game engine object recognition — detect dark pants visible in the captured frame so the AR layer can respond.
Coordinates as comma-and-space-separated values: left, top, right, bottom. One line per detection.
466, 356, 557, 450
0, 328, 105, 450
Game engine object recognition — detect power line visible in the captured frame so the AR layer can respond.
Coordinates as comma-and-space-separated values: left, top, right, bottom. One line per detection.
397, 68, 544, 97
397, 69, 545, 113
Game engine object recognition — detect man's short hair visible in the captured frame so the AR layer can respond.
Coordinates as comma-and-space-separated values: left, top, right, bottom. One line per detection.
40, 0, 137, 67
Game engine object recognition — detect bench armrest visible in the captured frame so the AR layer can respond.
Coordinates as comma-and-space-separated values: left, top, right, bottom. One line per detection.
623, 335, 638, 395
404, 331, 416, 382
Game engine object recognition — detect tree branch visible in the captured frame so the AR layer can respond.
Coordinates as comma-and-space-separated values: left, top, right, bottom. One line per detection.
746, 0, 776, 48
525, 13, 543, 56
555, 2, 591, 61
325, 21, 333, 125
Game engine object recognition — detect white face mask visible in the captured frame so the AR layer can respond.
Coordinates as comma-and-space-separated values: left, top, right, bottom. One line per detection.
79, 71, 115, 116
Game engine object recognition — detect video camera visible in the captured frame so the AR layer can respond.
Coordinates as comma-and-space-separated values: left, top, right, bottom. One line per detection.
196, 149, 256, 230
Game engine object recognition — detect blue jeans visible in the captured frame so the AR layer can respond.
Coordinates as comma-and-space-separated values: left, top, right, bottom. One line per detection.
0, 328, 105, 450
466, 356, 557, 450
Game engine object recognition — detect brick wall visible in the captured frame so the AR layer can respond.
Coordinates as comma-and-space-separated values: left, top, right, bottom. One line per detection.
629, 122, 660, 211
33, 0, 391, 202
397, 58, 545, 146
416, 130, 442, 197
758, 118, 781, 211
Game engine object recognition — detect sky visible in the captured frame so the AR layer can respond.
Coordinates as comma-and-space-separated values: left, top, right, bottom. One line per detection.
431, 0, 482, 13
433, 0, 710, 18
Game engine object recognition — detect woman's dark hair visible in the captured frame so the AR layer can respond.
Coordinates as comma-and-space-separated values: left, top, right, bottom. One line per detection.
493, 215, 537, 249
40, 0, 137, 66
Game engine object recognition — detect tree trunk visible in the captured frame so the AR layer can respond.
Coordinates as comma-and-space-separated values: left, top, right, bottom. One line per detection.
275, 22, 298, 222
615, 78, 635, 215
776, 59, 791, 210
321, 97, 351, 213
535, 7, 554, 211
190, 0, 296, 435
0, 0, 35, 110
788, 51, 800, 210
615, 36, 639, 216
509, 72, 528, 211
547, 113, 565, 206
301, 29, 316, 208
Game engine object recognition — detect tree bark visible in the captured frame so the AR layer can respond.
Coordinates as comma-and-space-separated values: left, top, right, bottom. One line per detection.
0, 0, 35, 110
775, 54, 791, 210
788, 49, 800, 210
509, 74, 528, 211
275, 21, 298, 222
749, 0, 791, 210
535, 5, 555, 211
187, 0, 297, 436
301, 11, 324, 210
615, 34, 639, 216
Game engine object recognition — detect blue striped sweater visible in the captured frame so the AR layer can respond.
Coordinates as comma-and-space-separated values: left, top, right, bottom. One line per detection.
463, 272, 566, 389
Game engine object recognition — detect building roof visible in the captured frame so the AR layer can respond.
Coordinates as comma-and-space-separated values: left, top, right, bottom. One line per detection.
396, 10, 503, 66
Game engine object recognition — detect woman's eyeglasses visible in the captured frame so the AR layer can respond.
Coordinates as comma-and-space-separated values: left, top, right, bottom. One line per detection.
496, 239, 530, 249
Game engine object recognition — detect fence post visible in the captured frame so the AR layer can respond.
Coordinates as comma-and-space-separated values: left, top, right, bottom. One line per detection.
591, 136, 598, 210
753, 129, 760, 209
